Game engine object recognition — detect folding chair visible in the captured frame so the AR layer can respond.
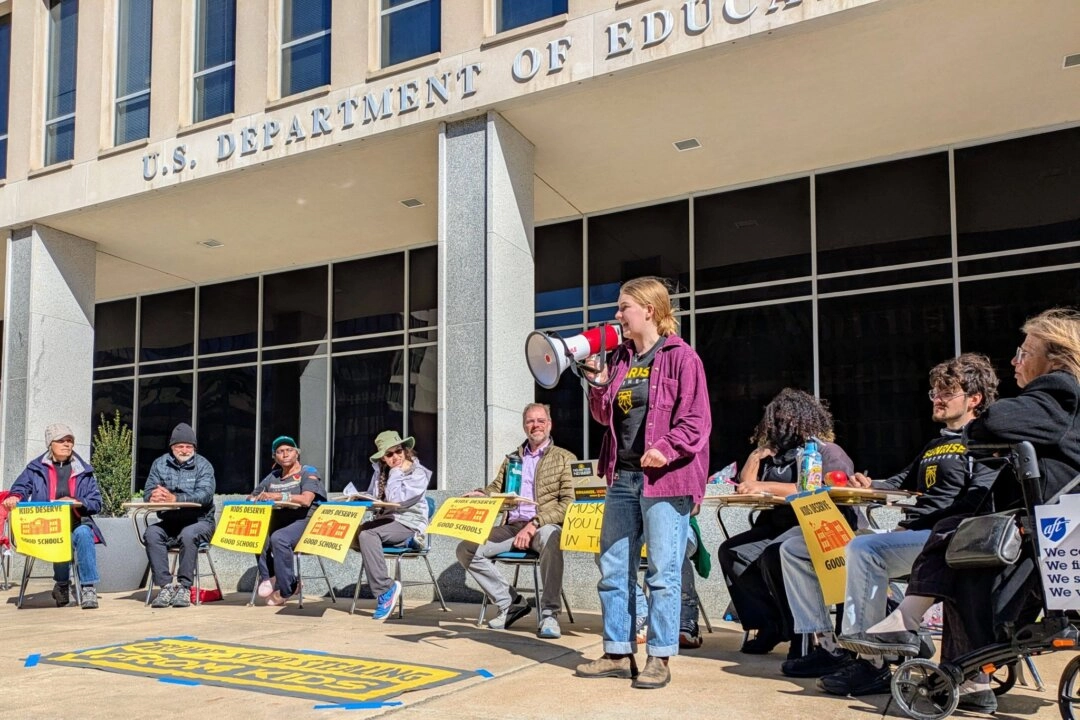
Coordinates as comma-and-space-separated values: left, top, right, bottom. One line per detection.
350, 497, 449, 618
16, 552, 82, 609
143, 542, 223, 606
476, 549, 575, 629
294, 552, 337, 609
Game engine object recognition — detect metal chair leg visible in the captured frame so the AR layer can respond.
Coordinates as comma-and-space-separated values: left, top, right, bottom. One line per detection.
561, 590, 575, 624
16, 557, 34, 609
694, 583, 712, 633
317, 556, 336, 604
395, 557, 404, 619
423, 555, 449, 611
531, 560, 543, 629
350, 560, 365, 615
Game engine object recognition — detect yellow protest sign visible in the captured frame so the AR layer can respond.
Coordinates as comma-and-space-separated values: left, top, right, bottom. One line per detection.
788, 488, 855, 605
211, 502, 273, 554
559, 500, 647, 556
40, 638, 477, 704
296, 502, 369, 563
11, 502, 72, 563
426, 497, 503, 543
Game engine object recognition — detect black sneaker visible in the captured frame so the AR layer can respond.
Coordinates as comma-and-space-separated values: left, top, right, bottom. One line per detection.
780, 645, 856, 678
957, 689, 997, 714
817, 659, 892, 696
839, 629, 935, 658
740, 628, 785, 654
51, 582, 70, 607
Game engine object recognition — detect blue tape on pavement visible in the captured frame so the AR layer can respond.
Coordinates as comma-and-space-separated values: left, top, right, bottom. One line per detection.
24, 654, 40, 668
159, 677, 200, 686
313, 701, 404, 710
299, 649, 330, 655
475, 668, 493, 678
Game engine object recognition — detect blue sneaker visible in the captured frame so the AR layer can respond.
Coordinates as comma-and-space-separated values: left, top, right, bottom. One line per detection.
373, 580, 402, 621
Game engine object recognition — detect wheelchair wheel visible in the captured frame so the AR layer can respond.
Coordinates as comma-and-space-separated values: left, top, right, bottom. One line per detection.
991, 662, 1017, 697
891, 658, 960, 720
1059, 655, 1080, 720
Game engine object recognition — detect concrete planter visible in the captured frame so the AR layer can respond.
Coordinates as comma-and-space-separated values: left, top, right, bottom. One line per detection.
94, 517, 148, 593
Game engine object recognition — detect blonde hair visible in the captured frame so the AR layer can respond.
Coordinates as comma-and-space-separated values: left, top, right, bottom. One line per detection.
619, 277, 679, 337
1023, 308, 1080, 380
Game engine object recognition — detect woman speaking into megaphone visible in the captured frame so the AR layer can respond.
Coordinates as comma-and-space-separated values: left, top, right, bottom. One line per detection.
574, 277, 711, 689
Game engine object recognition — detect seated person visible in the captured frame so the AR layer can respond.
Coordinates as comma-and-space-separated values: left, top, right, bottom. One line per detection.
778, 354, 999, 695
2, 423, 104, 609
717, 389, 853, 658
355, 430, 431, 621
251, 436, 326, 606
873, 309, 1080, 714
143, 423, 217, 608
456, 403, 575, 638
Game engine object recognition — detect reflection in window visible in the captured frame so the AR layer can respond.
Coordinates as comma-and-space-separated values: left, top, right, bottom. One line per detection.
114, 0, 153, 145
193, 0, 235, 123
816, 153, 951, 273
405, 346, 438, 479
380, 0, 440, 68
588, 200, 689, 305
198, 366, 257, 493
818, 286, 955, 474
45, 0, 79, 165
95, 299, 137, 367
281, 0, 331, 96
696, 303, 814, 472
333, 253, 404, 338
260, 358, 327, 477
331, 351, 399, 492
956, 127, 1080, 256
92, 380, 135, 437
695, 179, 810, 290
0, 14, 11, 179
496, 0, 566, 32
141, 289, 195, 362
536, 220, 583, 312
408, 246, 438, 329
262, 265, 328, 346
535, 371, 584, 460
137, 374, 193, 483
199, 278, 258, 354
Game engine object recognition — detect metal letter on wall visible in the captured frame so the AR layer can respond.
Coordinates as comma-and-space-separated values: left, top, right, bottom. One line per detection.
512, 47, 542, 83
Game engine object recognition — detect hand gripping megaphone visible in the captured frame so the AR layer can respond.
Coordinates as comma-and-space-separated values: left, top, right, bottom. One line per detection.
525, 324, 622, 389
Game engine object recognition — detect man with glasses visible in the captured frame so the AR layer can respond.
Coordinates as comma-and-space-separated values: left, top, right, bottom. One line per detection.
457, 403, 576, 638
143, 423, 217, 608
777, 354, 999, 695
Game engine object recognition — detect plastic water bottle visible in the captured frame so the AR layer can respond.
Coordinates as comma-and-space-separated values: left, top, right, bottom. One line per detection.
504, 454, 523, 495
798, 439, 823, 491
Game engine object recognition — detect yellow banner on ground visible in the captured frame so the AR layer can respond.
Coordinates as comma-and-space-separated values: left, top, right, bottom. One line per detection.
426, 497, 503, 543
789, 488, 855, 605
40, 638, 476, 703
211, 502, 273, 554
11, 503, 72, 563
296, 502, 369, 563
559, 501, 647, 556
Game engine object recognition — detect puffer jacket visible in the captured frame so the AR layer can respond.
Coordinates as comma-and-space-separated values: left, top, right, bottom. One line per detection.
143, 452, 217, 525
485, 442, 576, 527
9, 452, 105, 544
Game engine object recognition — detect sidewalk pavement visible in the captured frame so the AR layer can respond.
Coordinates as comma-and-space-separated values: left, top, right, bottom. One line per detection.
0, 586, 1070, 719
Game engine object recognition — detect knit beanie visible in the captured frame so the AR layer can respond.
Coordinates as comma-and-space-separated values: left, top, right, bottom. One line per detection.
169, 423, 197, 448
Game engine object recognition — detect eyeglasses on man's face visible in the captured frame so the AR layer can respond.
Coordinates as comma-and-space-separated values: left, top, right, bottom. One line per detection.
1014, 346, 1038, 365
928, 390, 964, 402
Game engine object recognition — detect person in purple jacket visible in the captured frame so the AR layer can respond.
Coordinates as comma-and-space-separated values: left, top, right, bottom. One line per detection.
575, 277, 711, 689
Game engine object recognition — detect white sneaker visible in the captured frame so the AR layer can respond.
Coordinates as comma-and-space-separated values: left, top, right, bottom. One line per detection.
258, 578, 274, 598
538, 615, 562, 639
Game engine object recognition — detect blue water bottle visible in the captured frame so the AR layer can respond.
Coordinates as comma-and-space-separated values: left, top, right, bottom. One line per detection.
504, 453, 523, 495
798, 439, 823, 491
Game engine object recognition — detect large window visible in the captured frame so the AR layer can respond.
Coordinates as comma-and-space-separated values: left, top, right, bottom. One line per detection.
0, 14, 11, 179
193, 0, 235, 123
45, 0, 79, 165
496, 0, 566, 33
380, 0, 439, 68
114, 0, 152, 145
280, 0, 330, 97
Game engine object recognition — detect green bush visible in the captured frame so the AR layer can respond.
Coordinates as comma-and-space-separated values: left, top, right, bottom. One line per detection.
92, 411, 134, 518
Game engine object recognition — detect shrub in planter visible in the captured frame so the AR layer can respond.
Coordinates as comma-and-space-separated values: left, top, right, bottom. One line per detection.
91, 411, 147, 592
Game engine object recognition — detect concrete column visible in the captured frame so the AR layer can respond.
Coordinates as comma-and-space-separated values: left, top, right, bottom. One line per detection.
1, 225, 96, 486
437, 112, 535, 491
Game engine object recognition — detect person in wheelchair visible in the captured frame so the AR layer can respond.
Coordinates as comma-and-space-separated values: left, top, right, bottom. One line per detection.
777, 354, 999, 695
870, 308, 1080, 714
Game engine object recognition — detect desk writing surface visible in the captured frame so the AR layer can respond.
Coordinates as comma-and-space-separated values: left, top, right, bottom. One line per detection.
122, 502, 201, 510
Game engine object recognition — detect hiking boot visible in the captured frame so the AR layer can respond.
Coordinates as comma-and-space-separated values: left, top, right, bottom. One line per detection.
538, 615, 562, 639
372, 580, 401, 620
576, 654, 638, 679
172, 585, 192, 607
741, 628, 785, 654
80, 586, 99, 610
817, 659, 892, 696
150, 584, 177, 608
51, 582, 70, 607
632, 656, 671, 689
957, 689, 997, 714
489, 600, 532, 630
780, 645, 855, 678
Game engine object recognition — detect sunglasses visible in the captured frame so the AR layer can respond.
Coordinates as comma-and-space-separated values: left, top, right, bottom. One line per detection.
384, 447, 405, 458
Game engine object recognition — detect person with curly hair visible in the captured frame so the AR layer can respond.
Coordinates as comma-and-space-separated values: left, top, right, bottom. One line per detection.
717, 389, 854, 659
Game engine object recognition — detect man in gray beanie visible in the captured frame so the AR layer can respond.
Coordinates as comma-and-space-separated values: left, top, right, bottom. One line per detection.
142, 422, 217, 608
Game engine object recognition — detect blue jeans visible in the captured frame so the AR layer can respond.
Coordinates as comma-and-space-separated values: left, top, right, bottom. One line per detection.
780, 529, 931, 635
53, 523, 99, 586
598, 471, 691, 656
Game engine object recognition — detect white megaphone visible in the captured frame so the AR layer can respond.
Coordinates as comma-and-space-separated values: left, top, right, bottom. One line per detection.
526, 324, 623, 389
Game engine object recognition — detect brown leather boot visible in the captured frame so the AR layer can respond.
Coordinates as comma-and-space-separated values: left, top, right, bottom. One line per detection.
575, 654, 639, 679
631, 656, 670, 689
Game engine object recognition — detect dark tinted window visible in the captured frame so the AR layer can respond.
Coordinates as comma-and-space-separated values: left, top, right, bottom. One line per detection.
95, 298, 136, 367
331, 351, 401, 492
260, 358, 327, 477
406, 346, 438, 479
0, 14, 11, 179
137, 374, 193, 483
140, 289, 195, 362
497, 0, 566, 32
200, 278, 258, 354
262, 266, 328, 346
409, 246, 438, 329
536, 373, 584, 460
588, 200, 689, 305
198, 366, 257, 493
333, 253, 404, 338
193, 0, 235, 122
381, 0, 440, 67
536, 220, 583, 312
281, 0, 331, 95
92, 380, 135, 436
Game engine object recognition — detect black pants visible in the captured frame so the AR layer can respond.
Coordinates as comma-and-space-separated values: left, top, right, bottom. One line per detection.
718, 516, 802, 638
144, 516, 215, 588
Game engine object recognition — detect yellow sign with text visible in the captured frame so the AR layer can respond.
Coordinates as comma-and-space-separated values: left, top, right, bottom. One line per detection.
11, 503, 72, 563
789, 489, 855, 605
40, 638, 476, 703
427, 497, 503, 543
211, 502, 273, 554
296, 502, 369, 563
559, 501, 647, 556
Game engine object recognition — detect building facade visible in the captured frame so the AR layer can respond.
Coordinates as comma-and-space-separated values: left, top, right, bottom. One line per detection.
0, 0, 1077, 517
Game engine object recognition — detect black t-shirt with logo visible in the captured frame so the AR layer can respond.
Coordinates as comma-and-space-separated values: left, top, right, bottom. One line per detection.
614, 337, 667, 472
253, 465, 327, 525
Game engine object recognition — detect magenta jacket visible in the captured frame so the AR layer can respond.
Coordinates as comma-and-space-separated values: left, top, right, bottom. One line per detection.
588, 335, 712, 502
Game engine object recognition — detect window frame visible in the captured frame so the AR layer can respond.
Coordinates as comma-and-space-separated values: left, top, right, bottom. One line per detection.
113, 0, 153, 146
44, 0, 79, 166
279, 0, 331, 97
378, 0, 440, 69
192, 0, 236, 123
0, 12, 11, 179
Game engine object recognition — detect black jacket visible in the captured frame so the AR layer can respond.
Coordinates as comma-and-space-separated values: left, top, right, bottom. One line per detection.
872, 426, 996, 531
